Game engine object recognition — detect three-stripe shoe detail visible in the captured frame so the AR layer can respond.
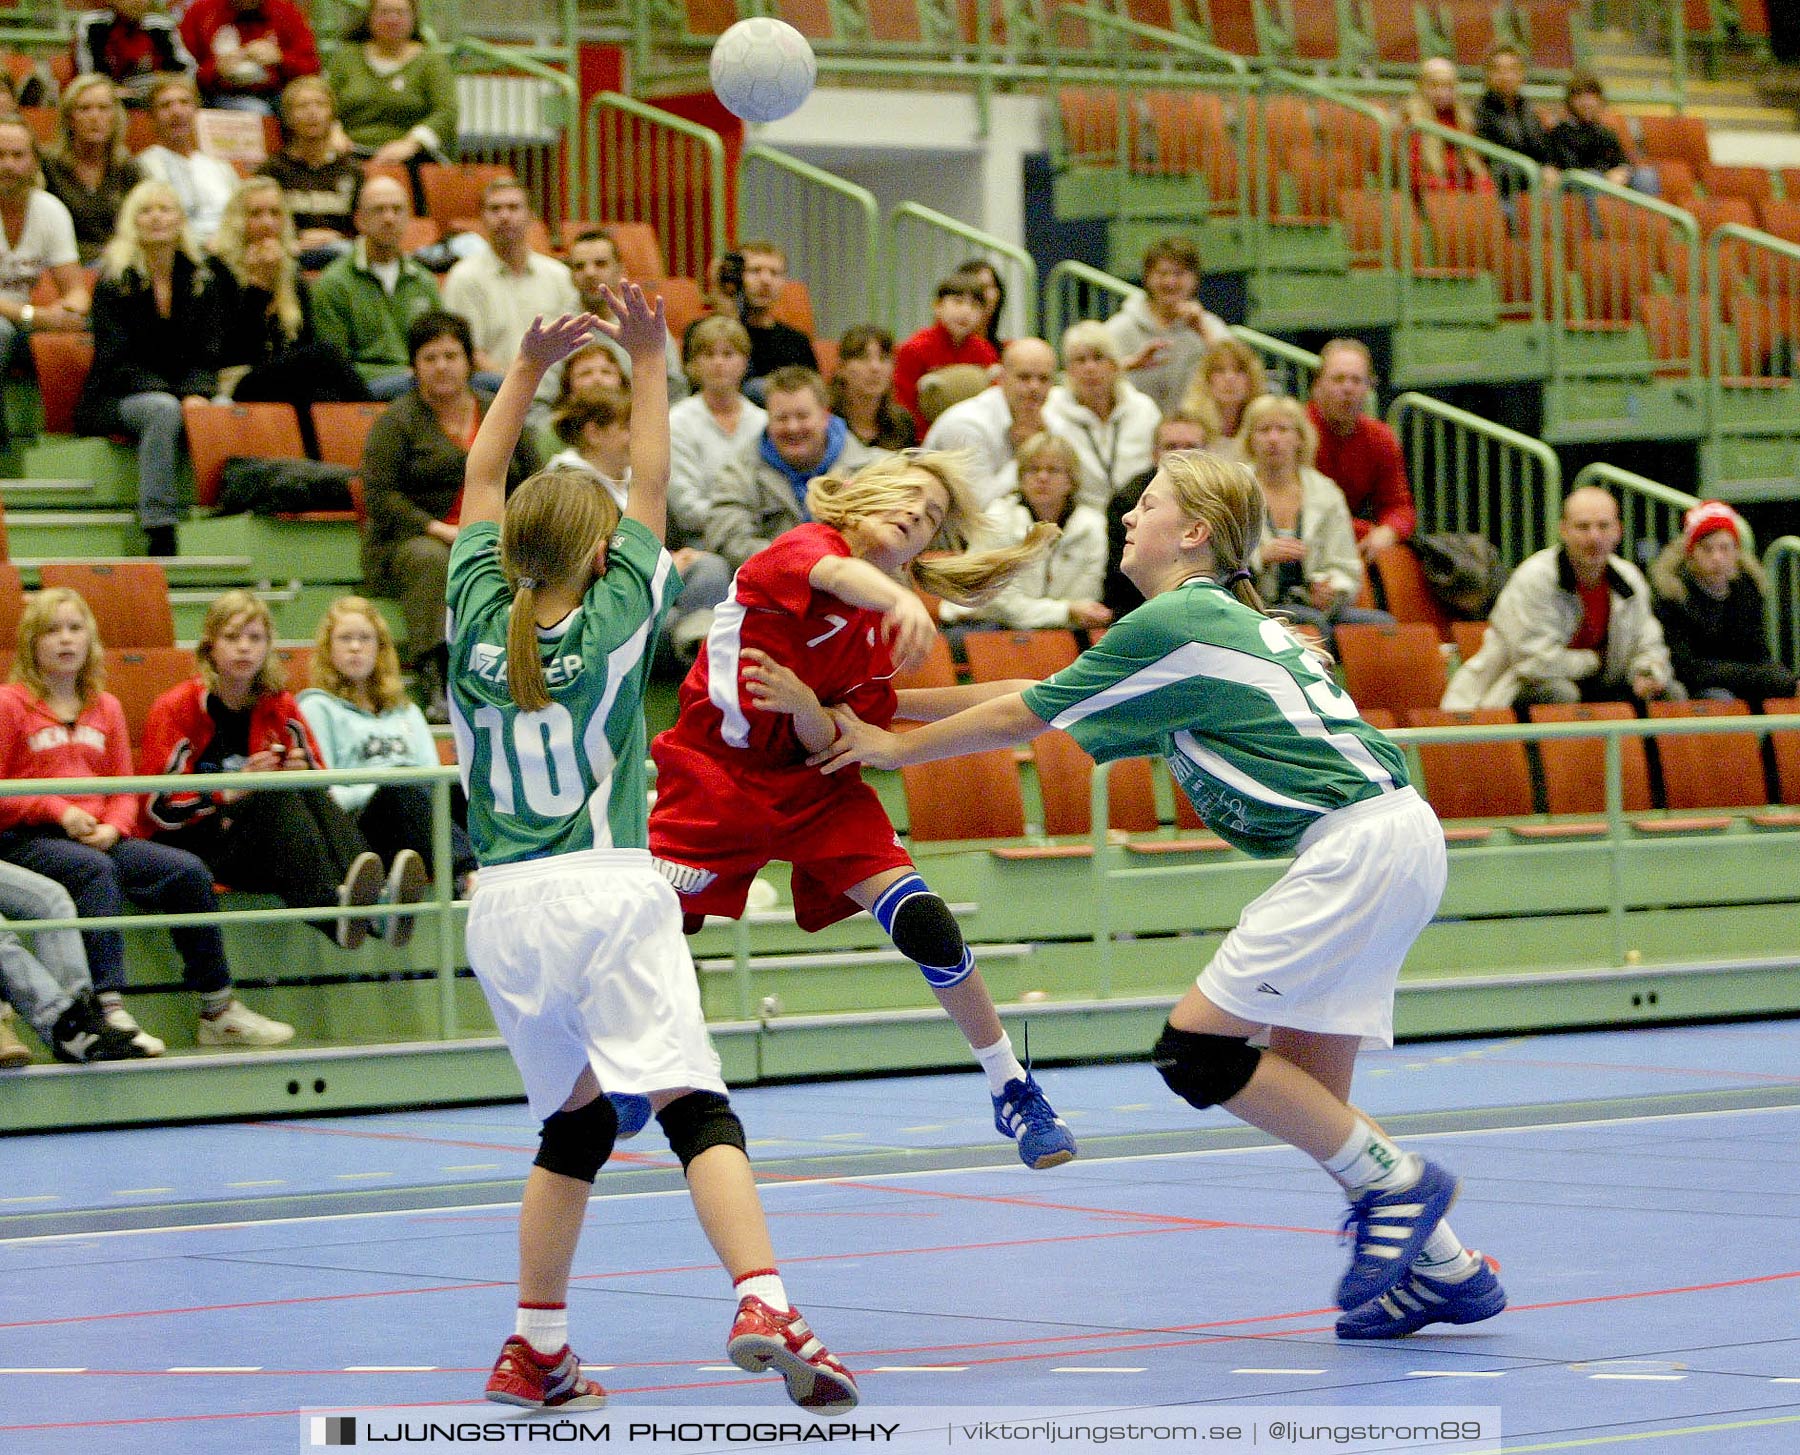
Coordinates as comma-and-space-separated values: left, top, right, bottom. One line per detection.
1335, 1158, 1460, 1310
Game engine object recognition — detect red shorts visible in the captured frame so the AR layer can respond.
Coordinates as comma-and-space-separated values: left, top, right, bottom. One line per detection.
648, 731, 913, 932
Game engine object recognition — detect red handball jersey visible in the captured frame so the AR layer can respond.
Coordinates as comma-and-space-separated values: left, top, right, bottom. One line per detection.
666, 523, 899, 766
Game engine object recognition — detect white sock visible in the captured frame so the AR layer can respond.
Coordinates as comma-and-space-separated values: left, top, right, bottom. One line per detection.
1322, 1119, 1419, 1195
971, 1033, 1027, 1094
733, 1267, 790, 1311
514, 1301, 568, 1357
1414, 1223, 1479, 1279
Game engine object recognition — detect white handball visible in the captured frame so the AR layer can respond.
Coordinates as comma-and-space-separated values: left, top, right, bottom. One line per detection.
709, 17, 817, 124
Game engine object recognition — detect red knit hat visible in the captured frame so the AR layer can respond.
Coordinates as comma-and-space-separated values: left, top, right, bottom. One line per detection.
1682, 500, 1741, 553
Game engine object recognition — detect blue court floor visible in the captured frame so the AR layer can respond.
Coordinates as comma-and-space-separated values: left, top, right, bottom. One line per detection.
2, 1020, 1798, 1453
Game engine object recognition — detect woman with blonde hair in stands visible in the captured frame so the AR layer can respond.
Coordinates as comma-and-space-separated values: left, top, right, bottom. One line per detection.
1403, 56, 1492, 198
1043, 319, 1161, 510
141, 589, 427, 951
1180, 337, 1269, 459
1242, 394, 1391, 650
76, 177, 228, 557
0, 587, 293, 1053
940, 431, 1112, 634
210, 176, 370, 450
40, 75, 142, 264
814, 448, 1502, 1344
650, 448, 1080, 1171
299, 596, 480, 900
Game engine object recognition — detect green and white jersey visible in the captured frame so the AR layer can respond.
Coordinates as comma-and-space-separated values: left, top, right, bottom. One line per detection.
1021, 578, 1408, 858
446, 519, 676, 864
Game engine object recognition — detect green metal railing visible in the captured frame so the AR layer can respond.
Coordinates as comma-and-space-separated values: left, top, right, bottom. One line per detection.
1766, 536, 1800, 673
1087, 710, 1800, 989
0, 766, 466, 1038
1387, 391, 1560, 565
584, 91, 727, 281
1229, 325, 1321, 399
1045, 259, 1138, 346
1256, 69, 1395, 282
887, 202, 1037, 340
1705, 223, 1800, 498
1550, 171, 1702, 392
1397, 118, 1547, 336
738, 146, 881, 342
449, 37, 581, 230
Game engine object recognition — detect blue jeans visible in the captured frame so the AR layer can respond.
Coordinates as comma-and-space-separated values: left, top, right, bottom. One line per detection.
0, 830, 232, 996
0, 860, 91, 1038
117, 390, 185, 530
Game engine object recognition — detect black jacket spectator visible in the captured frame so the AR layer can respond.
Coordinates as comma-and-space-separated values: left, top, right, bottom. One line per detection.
75, 252, 226, 432
747, 319, 818, 382
1650, 540, 1798, 704
1474, 92, 1552, 196
40, 152, 142, 265
72, 9, 195, 105
1547, 116, 1631, 175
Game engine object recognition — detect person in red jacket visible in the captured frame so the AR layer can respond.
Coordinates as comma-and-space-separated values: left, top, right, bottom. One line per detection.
891, 269, 1001, 434
141, 589, 425, 951
0, 588, 292, 1053
179, 0, 320, 114
1306, 338, 1418, 564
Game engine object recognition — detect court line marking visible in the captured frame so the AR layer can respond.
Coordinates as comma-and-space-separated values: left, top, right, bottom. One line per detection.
7, 1099, 1798, 1252
1496, 1413, 1800, 1452
1590, 1373, 1687, 1381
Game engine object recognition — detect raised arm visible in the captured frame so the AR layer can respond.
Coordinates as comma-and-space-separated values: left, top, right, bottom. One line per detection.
461, 312, 600, 528
597, 282, 671, 541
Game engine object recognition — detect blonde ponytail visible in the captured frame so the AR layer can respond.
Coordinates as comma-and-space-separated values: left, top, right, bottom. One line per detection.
499, 467, 619, 712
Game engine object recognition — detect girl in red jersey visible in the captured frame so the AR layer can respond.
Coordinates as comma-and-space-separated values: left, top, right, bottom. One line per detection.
649, 450, 1078, 1169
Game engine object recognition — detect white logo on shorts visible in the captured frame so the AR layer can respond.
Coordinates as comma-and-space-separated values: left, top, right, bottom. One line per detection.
654, 858, 718, 895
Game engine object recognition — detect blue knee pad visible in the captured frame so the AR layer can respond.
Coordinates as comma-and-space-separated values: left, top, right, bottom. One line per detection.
871, 873, 973, 988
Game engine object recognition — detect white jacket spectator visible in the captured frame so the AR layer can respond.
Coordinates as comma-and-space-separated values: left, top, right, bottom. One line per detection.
921, 337, 1057, 506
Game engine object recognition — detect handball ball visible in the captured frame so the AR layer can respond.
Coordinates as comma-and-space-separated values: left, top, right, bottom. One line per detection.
710, 18, 817, 124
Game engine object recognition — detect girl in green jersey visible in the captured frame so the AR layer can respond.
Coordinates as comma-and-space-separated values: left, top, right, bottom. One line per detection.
813, 450, 1506, 1342
449, 296, 856, 1411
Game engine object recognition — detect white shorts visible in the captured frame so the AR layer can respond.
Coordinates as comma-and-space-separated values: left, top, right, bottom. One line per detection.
1196, 786, 1446, 1049
466, 848, 727, 1121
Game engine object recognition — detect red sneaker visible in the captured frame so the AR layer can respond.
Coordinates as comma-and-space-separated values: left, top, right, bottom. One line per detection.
727, 1296, 859, 1410
484, 1335, 607, 1409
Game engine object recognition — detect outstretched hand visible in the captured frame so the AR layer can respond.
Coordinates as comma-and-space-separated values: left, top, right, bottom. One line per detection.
808, 706, 906, 775
517, 312, 603, 371
594, 282, 668, 364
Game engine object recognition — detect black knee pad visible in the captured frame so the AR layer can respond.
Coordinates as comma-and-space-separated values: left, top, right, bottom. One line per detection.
656, 1090, 747, 1171
887, 892, 972, 988
534, 1094, 619, 1183
1152, 1023, 1261, 1111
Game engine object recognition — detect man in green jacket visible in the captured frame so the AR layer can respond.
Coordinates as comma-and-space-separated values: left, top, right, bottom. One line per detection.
311, 174, 442, 399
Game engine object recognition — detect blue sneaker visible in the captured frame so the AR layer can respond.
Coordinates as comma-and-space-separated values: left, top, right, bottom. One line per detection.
608, 1093, 653, 1140
991, 1074, 1077, 1169
1336, 1254, 1507, 1340
1336, 1157, 1460, 1310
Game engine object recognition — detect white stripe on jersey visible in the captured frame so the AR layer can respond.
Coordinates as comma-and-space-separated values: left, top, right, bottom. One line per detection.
706, 568, 753, 749
582, 549, 675, 847
1047, 639, 1394, 805
1171, 728, 1323, 813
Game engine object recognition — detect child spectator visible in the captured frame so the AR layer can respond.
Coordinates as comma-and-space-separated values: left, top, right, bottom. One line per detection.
0, 588, 293, 1052
830, 324, 916, 451
0, 860, 146, 1063
1651, 502, 1796, 705
142, 589, 427, 951
939, 432, 1112, 634
956, 257, 1006, 354
892, 270, 1001, 433
299, 596, 479, 902
669, 315, 764, 549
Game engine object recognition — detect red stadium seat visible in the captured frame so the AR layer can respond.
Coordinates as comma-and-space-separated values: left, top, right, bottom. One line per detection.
1405, 708, 1534, 820
40, 562, 175, 649
1335, 622, 1449, 713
